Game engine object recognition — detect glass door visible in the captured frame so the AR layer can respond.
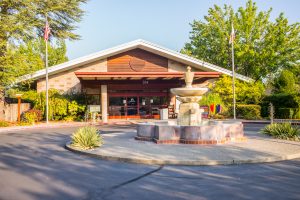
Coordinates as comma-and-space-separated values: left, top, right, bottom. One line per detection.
109, 97, 126, 119
139, 97, 151, 117
139, 96, 168, 118
126, 97, 138, 116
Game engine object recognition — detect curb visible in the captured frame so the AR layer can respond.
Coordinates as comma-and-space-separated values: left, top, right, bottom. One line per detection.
0, 122, 90, 133
0, 120, 137, 133
65, 142, 300, 166
241, 121, 300, 125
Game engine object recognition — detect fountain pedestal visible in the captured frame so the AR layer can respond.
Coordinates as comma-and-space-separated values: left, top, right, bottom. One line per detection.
177, 101, 201, 126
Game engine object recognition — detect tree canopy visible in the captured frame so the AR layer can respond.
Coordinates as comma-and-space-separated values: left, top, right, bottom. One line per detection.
272, 69, 299, 95
0, 0, 87, 90
182, 0, 300, 81
13, 38, 68, 77
209, 75, 265, 105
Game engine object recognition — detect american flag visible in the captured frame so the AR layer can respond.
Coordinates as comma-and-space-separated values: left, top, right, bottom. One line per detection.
44, 21, 50, 41
229, 23, 235, 44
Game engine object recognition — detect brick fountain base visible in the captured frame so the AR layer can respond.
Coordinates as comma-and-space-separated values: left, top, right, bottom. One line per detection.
135, 120, 246, 145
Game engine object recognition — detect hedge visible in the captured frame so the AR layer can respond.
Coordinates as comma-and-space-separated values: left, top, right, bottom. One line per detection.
262, 93, 299, 108
261, 93, 300, 119
277, 108, 300, 119
236, 104, 261, 120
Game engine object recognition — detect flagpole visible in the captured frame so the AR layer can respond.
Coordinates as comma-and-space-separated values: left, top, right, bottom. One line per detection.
45, 15, 49, 124
231, 23, 236, 120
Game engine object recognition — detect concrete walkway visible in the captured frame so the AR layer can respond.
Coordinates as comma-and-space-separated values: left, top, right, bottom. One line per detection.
66, 124, 300, 165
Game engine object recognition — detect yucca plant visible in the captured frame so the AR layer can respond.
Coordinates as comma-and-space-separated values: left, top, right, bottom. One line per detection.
261, 123, 300, 141
71, 126, 103, 150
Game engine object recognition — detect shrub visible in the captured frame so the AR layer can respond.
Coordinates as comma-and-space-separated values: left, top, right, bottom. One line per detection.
8, 89, 87, 121
261, 123, 300, 141
21, 109, 43, 124
212, 114, 225, 119
21, 111, 37, 125
64, 115, 76, 122
67, 101, 85, 117
27, 109, 43, 121
236, 104, 261, 120
0, 121, 10, 127
71, 126, 103, 150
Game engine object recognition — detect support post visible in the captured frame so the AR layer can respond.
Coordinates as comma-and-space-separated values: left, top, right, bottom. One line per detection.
17, 96, 21, 123
101, 85, 108, 124
169, 91, 176, 108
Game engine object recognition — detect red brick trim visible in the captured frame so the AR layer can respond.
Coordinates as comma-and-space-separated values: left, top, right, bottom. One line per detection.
135, 136, 153, 142
135, 137, 248, 145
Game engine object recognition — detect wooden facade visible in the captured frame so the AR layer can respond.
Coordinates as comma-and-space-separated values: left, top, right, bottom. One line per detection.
107, 49, 168, 72
78, 48, 221, 120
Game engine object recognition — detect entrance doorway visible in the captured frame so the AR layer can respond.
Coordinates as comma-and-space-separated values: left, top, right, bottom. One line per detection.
108, 93, 168, 119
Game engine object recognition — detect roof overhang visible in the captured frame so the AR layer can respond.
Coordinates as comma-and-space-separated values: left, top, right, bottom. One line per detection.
18, 39, 253, 83
75, 71, 221, 81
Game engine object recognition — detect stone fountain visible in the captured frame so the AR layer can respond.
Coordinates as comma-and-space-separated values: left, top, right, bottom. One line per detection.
135, 67, 245, 145
171, 66, 208, 126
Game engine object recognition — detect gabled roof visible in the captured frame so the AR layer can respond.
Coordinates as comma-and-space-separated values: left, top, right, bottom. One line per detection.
20, 39, 253, 82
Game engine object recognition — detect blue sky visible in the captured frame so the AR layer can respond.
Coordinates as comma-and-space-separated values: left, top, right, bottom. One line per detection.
66, 0, 300, 59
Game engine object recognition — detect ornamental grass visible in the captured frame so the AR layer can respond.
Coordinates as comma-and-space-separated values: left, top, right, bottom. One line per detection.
260, 123, 300, 141
71, 126, 103, 150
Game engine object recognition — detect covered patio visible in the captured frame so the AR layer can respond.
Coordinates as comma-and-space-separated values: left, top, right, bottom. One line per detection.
75, 72, 221, 120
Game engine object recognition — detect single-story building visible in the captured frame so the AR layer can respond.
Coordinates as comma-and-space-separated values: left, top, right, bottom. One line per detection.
21, 39, 251, 123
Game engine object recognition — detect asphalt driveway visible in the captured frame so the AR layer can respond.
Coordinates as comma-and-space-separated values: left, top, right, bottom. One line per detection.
0, 124, 300, 200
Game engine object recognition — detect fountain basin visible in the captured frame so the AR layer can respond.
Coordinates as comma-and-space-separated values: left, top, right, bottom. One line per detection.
176, 96, 203, 103
170, 87, 209, 97
135, 120, 246, 144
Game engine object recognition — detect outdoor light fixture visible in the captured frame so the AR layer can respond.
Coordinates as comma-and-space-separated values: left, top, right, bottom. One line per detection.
142, 80, 149, 85
123, 99, 126, 104
142, 100, 145, 105
150, 99, 153, 104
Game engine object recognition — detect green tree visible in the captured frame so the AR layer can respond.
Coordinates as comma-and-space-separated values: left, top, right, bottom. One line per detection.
14, 39, 68, 72
0, 0, 87, 95
273, 70, 299, 94
209, 75, 265, 105
10, 39, 68, 88
182, 0, 300, 81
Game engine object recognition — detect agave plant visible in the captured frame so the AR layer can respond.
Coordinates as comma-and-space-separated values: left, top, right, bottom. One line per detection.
71, 126, 103, 150
261, 123, 300, 141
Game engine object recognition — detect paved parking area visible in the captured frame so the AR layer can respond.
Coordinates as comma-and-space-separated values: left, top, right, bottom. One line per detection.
0, 124, 300, 200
